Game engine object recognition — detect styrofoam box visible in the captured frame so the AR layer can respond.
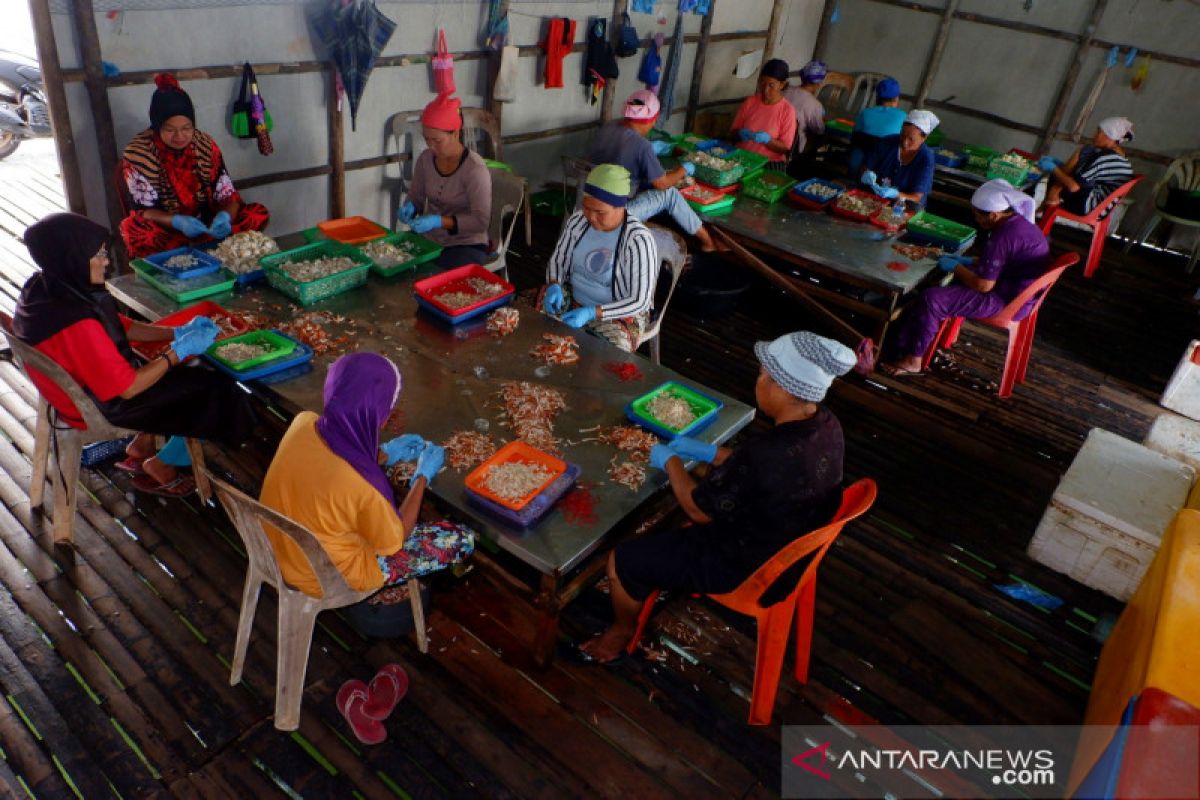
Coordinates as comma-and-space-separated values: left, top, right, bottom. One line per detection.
1143, 413, 1200, 473
1027, 428, 1195, 601
1160, 340, 1200, 421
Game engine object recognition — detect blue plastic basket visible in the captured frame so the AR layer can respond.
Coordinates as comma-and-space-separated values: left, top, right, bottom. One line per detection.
143, 247, 223, 280
81, 437, 134, 467
233, 268, 266, 287
203, 331, 314, 381
414, 293, 513, 325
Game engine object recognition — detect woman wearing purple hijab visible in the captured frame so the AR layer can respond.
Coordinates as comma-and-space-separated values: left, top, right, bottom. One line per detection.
259, 352, 474, 604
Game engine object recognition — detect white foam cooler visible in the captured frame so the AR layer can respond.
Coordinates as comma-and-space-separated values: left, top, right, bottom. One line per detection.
1027, 428, 1195, 601
1160, 340, 1200, 421
1143, 413, 1200, 472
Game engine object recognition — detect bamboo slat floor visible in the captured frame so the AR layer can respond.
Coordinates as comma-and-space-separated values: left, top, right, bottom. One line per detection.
0, 166, 1193, 796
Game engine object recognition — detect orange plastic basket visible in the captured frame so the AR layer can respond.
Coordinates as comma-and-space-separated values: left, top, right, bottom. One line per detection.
464, 441, 567, 511
316, 216, 388, 244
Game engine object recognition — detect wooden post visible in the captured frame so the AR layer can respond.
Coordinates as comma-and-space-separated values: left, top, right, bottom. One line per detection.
485, 0, 512, 124
915, 0, 960, 107
685, 0, 717, 131
28, 0, 86, 216
68, 0, 124, 235
328, 68, 345, 219
811, 0, 839, 62
763, 0, 786, 61
600, 0, 630, 123
1037, 0, 1109, 154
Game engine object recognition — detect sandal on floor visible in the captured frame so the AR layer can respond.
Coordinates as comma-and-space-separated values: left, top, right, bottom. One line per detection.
130, 474, 196, 497
113, 457, 147, 475
361, 664, 409, 720
878, 363, 925, 378
336, 679, 387, 745
559, 639, 629, 668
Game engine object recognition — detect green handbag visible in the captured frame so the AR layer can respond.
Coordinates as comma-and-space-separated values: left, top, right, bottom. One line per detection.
230, 62, 273, 138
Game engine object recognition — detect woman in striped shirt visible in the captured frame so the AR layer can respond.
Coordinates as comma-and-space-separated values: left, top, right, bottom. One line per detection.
1039, 116, 1135, 217
542, 165, 659, 353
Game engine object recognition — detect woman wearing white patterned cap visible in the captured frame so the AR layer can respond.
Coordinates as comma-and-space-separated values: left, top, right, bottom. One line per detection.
1037, 116, 1135, 217
579, 331, 856, 663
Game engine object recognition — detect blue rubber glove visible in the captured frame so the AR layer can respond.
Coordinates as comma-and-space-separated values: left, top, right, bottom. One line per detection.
171, 215, 208, 238
861, 170, 878, 188
176, 316, 218, 341
1037, 156, 1061, 173
542, 284, 566, 315
876, 185, 900, 200
208, 211, 232, 240
398, 201, 416, 224
172, 326, 218, 360
413, 442, 445, 484
381, 433, 426, 467
752, 131, 771, 144
561, 306, 597, 328
649, 444, 678, 471
410, 214, 441, 235
681, 161, 696, 177
651, 140, 673, 156
737, 128, 753, 141
669, 436, 718, 463
937, 255, 963, 273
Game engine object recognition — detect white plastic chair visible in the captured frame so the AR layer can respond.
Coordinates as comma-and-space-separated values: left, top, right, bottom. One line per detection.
203, 468, 429, 731
484, 167, 525, 280
846, 72, 889, 117
637, 226, 688, 364
1128, 151, 1200, 273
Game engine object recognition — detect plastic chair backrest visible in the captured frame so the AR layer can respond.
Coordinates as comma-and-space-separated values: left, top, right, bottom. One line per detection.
1154, 152, 1200, 207
462, 108, 502, 160
984, 252, 1079, 326
205, 469, 368, 604
847, 72, 888, 116
488, 167, 525, 255
561, 156, 595, 216
2, 326, 120, 434
816, 71, 854, 115
1074, 176, 1144, 225
715, 478, 877, 610
647, 226, 686, 321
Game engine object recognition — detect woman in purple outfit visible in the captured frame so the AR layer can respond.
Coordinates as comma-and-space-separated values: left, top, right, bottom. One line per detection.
880, 179, 1050, 376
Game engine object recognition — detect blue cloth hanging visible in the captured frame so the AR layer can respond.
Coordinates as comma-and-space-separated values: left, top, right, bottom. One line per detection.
632, 0, 655, 13
658, 14, 683, 121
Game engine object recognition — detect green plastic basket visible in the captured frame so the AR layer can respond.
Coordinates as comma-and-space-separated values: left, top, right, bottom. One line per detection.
648, 129, 679, 147
675, 133, 713, 154
986, 155, 1032, 187
531, 189, 567, 217
741, 172, 797, 204
961, 144, 998, 171
687, 193, 736, 214
261, 241, 372, 306
906, 211, 978, 248
626, 381, 723, 438
207, 330, 298, 371
131, 258, 236, 303
360, 232, 443, 277
483, 159, 511, 171
727, 148, 770, 174
926, 128, 945, 147
685, 157, 745, 188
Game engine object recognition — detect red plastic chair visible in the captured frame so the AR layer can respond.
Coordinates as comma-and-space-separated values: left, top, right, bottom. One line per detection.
624, 478, 877, 725
920, 252, 1080, 397
1039, 176, 1142, 278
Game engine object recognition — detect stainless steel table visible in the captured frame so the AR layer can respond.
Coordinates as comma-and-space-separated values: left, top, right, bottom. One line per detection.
108, 246, 755, 663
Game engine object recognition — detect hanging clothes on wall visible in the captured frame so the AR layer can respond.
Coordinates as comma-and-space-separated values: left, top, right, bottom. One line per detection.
616, 12, 640, 58
483, 0, 509, 49
542, 17, 576, 89
583, 17, 619, 105
632, 0, 655, 12
657, 14, 684, 122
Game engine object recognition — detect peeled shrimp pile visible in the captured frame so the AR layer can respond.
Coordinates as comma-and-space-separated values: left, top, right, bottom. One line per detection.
496, 381, 566, 453
434, 278, 505, 310
892, 242, 944, 261
441, 431, 498, 471
388, 461, 416, 487
647, 392, 698, 431
215, 341, 268, 363
688, 151, 738, 171
688, 186, 723, 203
275, 255, 358, 282
482, 461, 555, 503
600, 425, 657, 462
609, 457, 647, 492
993, 152, 1031, 168
277, 311, 350, 355
835, 193, 882, 216
361, 238, 419, 268
803, 182, 840, 199
530, 334, 580, 366
486, 307, 519, 337
163, 253, 200, 270
213, 231, 278, 274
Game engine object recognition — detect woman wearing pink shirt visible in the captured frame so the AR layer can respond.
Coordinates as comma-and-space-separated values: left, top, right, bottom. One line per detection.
730, 59, 797, 167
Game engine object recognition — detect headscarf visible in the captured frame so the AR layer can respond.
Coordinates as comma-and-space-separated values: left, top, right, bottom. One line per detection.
1098, 116, 1134, 143
799, 60, 827, 85
421, 93, 463, 131
876, 77, 901, 100
12, 213, 137, 366
149, 73, 195, 131
761, 58, 790, 83
623, 89, 660, 121
971, 179, 1037, 224
904, 109, 939, 136
583, 164, 631, 207
315, 353, 403, 506
753, 331, 856, 402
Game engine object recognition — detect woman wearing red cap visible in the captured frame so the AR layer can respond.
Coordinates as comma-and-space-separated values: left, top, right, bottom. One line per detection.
398, 94, 492, 269
118, 73, 269, 258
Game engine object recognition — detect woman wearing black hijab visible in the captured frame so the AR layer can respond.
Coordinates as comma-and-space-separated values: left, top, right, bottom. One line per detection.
12, 213, 257, 495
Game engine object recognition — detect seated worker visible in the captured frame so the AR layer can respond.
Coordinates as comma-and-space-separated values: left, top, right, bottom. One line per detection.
119, 73, 269, 259
730, 58, 797, 169
542, 165, 659, 353
849, 77, 905, 174
1038, 116, 1135, 217
260, 353, 474, 604
782, 60, 828, 161
880, 179, 1050, 377
859, 109, 939, 207
398, 93, 492, 269
14, 213, 257, 498
579, 331, 856, 663
588, 89, 719, 252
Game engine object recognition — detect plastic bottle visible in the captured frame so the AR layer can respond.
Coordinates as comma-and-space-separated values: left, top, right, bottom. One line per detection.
886, 200, 905, 234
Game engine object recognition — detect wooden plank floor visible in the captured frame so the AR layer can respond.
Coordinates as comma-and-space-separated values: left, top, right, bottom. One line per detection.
0, 163, 1192, 796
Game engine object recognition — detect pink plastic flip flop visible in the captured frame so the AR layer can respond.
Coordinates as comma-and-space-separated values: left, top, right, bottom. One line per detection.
113, 456, 147, 475
361, 664, 409, 720
336, 679, 386, 745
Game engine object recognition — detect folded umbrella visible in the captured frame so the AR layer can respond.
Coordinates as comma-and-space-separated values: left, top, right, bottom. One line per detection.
311, 0, 396, 132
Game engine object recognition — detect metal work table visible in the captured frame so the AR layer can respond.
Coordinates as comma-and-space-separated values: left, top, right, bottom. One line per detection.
108, 245, 755, 663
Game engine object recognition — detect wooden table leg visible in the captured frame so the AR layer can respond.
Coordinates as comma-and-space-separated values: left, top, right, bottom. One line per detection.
532, 571, 563, 668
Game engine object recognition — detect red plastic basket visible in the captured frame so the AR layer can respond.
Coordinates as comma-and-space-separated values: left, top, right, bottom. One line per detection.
130, 300, 250, 361
681, 183, 733, 206
829, 189, 886, 223
317, 216, 389, 244
413, 264, 515, 318
869, 204, 916, 230
464, 441, 567, 511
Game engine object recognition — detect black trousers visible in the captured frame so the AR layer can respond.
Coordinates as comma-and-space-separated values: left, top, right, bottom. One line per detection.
98, 365, 257, 447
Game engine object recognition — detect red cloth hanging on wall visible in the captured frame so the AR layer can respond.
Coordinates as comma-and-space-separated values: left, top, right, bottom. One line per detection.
541, 17, 576, 89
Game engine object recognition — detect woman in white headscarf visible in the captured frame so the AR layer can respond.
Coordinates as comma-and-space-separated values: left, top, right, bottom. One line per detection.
1038, 116, 1135, 216
859, 109, 939, 207
880, 179, 1050, 376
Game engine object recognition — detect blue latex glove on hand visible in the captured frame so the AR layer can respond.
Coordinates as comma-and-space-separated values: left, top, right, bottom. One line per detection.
398, 201, 416, 224
876, 185, 900, 200
171, 215, 208, 238
208, 211, 232, 239
752, 131, 771, 144
175, 316, 218, 341
413, 443, 445, 484
542, 284, 565, 315
381, 434, 426, 467
861, 170, 878, 188
561, 306, 597, 328
681, 162, 696, 177
669, 436, 718, 463
171, 326, 218, 360
651, 140, 673, 156
737, 128, 753, 141
1037, 156, 1062, 173
410, 214, 441, 235
649, 444, 678, 471
937, 255, 964, 273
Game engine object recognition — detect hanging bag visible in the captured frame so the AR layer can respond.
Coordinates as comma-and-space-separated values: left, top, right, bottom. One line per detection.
231, 63, 273, 139
493, 44, 520, 102
637, 37, 662, 88
432, 28, 456, 95
616, 12, 639, 58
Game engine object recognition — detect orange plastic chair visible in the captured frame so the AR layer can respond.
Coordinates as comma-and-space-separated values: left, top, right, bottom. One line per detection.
624, 478, 877, 725
1039, 176, 1142, 278
920, 252, 1080, 397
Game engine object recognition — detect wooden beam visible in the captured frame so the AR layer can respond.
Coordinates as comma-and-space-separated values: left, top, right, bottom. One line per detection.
763, 0, 785, 61
27, 0, 85, 216
69, 0, 124, 236
600, 0, 630, 124
501, 120, 601, 146
327, 68, 344, 219
915, 0, 960, 107
685, 0, 718, 131
1038, 0, 1108, 154
811, 0, 840, 62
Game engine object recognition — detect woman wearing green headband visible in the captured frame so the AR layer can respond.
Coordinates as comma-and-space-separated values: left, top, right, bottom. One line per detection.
541, 165, 660, 352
